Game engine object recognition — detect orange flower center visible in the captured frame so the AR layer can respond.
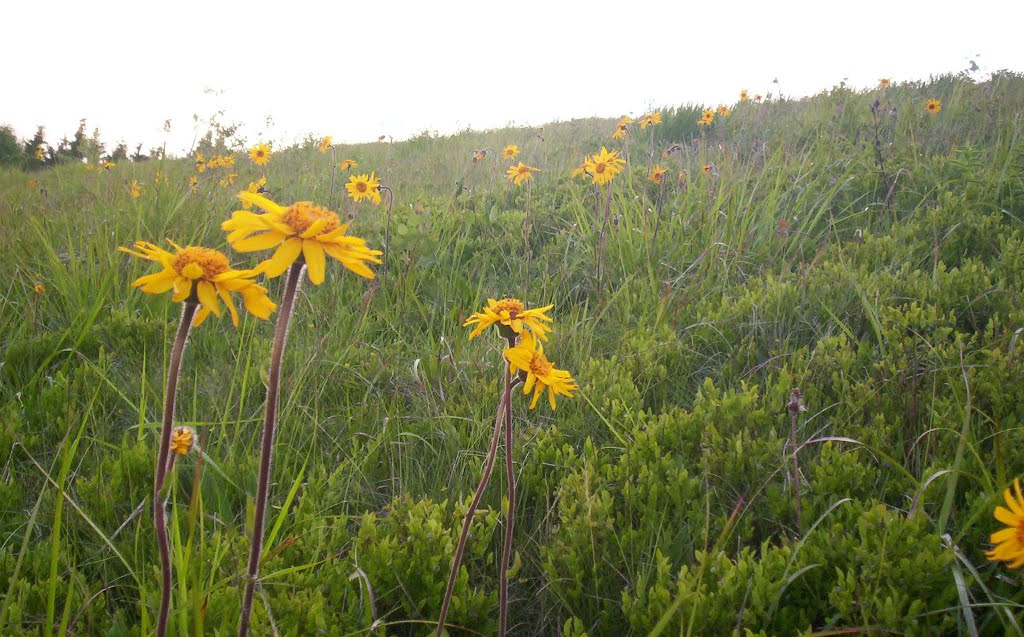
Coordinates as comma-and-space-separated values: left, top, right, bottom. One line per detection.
283, 202, 341, 235
174, 247, 230, 280
595, 162, 606, 174
356, 182, 368, 193
493, 298, 525, 318
518, 166, 530, 175
528, 352, 552, 377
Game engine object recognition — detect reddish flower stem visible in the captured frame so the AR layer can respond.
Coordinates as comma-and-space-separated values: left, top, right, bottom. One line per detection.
498, 362, 515, 637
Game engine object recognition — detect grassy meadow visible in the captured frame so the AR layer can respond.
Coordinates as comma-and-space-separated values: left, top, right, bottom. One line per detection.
2, 71, 1024, 635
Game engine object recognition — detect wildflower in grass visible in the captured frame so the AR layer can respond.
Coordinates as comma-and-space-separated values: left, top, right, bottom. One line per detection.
339, 158, 358, 171
463, 297, 554, 341
584, 147, 626, 186
754, 93, 763, 103
617, 115, 634, 127
84, 163, 94, 171
318, 136, 332, 153
102, 161, 116, 171
28, 178, 38, 188
472, 149, 488, 163
571, 160, 590, 179
503, 144, 519, 160
717, 104, 731, 117
34, 283, 45, 295
249, 143, 271, 165
241, 177, 269, 209
219, 173, 238, 187
221, 154, 236, 167
699, 109, 715, 126
638, 112, 661, 128
506, 161, 540, 186
612, 124, 628, 140
130, 180, 141, 199
926, 99, 942, 114
195, 153, 206, 172
740, 89, 749, 101
678, 170, 688, 182
223, 192, 382, 285
208, 155, 222, 169
345, 171, 383, 205
987, 478, 1024, 569
504, 330, 577, 410
118, 240, 276, 326
188, 175, 198, 192
35, 145, 46, 161
169, 426, 195, 456
878, 78, 891, 88
648, 164, 669, 184
704, 163, 714, 175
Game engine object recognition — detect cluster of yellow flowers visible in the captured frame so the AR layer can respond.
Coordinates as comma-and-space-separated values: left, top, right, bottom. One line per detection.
572, 147, 626, 186
464, 298, 576, 410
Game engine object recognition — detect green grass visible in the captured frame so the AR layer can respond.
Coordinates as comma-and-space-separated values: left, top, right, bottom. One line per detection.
2, 70, 1024, 635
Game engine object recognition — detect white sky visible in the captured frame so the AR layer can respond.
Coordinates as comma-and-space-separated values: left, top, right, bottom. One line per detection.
3, 0, 1022, 156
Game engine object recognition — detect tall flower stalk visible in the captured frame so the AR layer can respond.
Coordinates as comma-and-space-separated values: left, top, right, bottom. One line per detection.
222, 192, 381, 636
118, 240, 276, 637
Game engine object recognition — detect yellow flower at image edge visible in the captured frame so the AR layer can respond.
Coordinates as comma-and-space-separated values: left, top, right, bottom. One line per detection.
223, 192, 382, 285
987, 478, 1024, 569
346, 172, 382, 204
118, 241, 277, 326
504, 331, 577, 410
463, 298, 553, 341
507, 162, 540, 186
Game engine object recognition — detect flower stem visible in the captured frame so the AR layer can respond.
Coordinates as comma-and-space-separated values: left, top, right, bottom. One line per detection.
380, 186, 395, 285
436, 370, 511, 637
154, 300, 198, 637
498, 362, 515, 637
328, 146, 338, 211
237, 262, 304, 637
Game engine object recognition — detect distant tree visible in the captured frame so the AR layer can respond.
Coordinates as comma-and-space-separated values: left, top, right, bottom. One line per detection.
108, 142, 128, 162
130, 143, 149, 162
0, 125, 25, 168
23, 126, 52, 168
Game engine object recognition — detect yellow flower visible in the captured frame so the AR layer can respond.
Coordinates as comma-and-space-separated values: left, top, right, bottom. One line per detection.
241, 177, 268, 208
34, 283, 45, 295
130, 180, 141, 199
472, 150, 488, 163
506, 162, 540, 186
346, 171, 382, 205
926, 99, 942, 114
678, 170, 687, 182
219, 173, 238, 187
716, 105, 731, 117
878, 78, 891, 88
208, 155, 222, 169
638, 112, 661, 129
339, 159, 358, 171
195, 153, 206, 172
987, 478, 1024, 569
170, 426, 195, 456
221, 154, 236, 167
27, 178, 38, 188
188, 175, 198, 192
318, 136, 333, 153
698, 109, 715, 126
118, 240, 277, 326
648, 164, 669, 184
703, 163, 716, 175
249, 143, 271, 165
740, 89, 749, 101
617, 115, 633, 127
223, 192, 382, 284
571, 160, 590, 180
102, 161, 116, 171
504, 330, 577, 410
84, 164, 94, 172
612, 125, 628, 140
464, 298, 554, 341
35, 145, 46, 161
584, 147, 626, 186
503, 144, 519, 160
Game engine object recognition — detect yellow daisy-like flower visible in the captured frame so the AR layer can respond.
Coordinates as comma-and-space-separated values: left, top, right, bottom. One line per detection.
188, 175, 198, 192
35, 145, 46, 161
584, 147, 626, 186
638, 112, 662, 129
130, 180, 141, 199
318, 136, 332, 153
195, 153, 206, 173
222, 192, 382, 285
987, 478, 1024, 569
504, 330, 577, 410
648, 164, 669, 184
612, 125, 628, 140
339, 159, 358, 171
703, 164, 713, 174
219, 173, 238, 187
241, 177, 268, 209
34, 283, 45, 295
740, 89, 749, 101
503, 144, 519, 160
249, 143, 271, 165
716, 105, 731, 117
698, 109, 715, 126
926, 99, 942, 114
346, 171, 382, 205
571, 160, 590, 180
506, 162, 540, 186
28, 178, 38, 189
102, 161, 116, 171
617, 115, 633, 127
208, 155, 222, 169
170, 426, 196, 456
118, 240, 277, 327
463, 298, 554, 341
472, 150, 488, 163
878, 78, 891, 88
221, 154, 236, 167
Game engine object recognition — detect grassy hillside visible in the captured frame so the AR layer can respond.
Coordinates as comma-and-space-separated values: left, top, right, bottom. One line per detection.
2, 71, 1024, 635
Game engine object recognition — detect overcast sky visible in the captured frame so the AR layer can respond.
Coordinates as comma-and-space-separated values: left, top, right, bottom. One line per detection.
4, 0, 1022, 156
